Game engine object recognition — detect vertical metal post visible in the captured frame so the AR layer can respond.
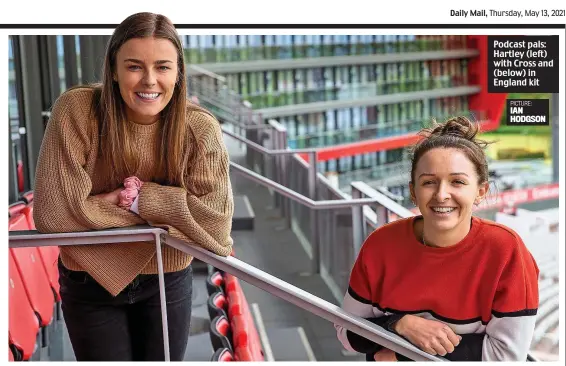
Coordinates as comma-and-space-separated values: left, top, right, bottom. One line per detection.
279, 129, 291, 228
79, 35, 107, 84
18, 35, 45, 189
351, 185, 364, 256
37, 35, 61, 107
63, 35, 80, 88
551, 93, 559, 183
79, 36, 96, 84
243, 101, 254, 171
376, 206, 389, 227
308, 151, 320, 273
8, 123, 18, 203
272, 128, 281, 209
155, 234, 171, 361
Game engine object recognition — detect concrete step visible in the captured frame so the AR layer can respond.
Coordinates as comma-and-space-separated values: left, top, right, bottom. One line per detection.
232, 195, 255, 231
266, 326, 316, 361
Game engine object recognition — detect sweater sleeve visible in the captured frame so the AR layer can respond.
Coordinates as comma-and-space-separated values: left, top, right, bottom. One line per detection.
482, 239, 539, 361
136, 112, 234, 257
448, 238, 539, 361
33, 89, 145, 233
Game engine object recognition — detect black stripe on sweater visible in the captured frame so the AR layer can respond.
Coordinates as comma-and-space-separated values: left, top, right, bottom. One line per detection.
492, 308, 538, 318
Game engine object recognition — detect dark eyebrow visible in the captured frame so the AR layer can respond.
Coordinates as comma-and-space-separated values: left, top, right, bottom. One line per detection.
418, 172, 470, 179
123, 58, 174, 64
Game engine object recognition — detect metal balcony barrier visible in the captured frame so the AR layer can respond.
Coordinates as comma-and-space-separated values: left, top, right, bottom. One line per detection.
8, 227, 444, 362
188, 71, 417, 303
185, 70, 540, 362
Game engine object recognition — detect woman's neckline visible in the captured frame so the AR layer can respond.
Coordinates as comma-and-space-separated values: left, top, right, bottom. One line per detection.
126, 119, 162, 135
408, 215, 480, 254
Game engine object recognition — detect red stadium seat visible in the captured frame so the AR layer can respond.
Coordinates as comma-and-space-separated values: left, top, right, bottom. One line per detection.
223, 274, 264, 361
234, 346, 254, 362
21, 204, 35, 230
207, 291, 228, 320
206, 271, 225, 296
9, 252, 40, 360
211, 348, 234, 362
223, 274, 238, 296
10, 246, 55, 328
8, 212, 29, 231
9, 213, 55, 329
209, 315, 233, 352
230, 315, 264, 361
20, 190, 34, 204
22, 204, 62, 301
9, 201, 27, 218
37, 246, 61, 301
17, 160, 24, 193
224, 275, 248, 319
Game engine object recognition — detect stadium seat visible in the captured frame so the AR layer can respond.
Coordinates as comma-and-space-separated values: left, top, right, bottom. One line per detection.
10, 246, 56, 347
21, 204, 35, 230
16, 203, 61, 301
16, 160, 24, 193
207, 291, 228, 320
8, 212, 29, 231
209, 315, 233, 352
9, 252, 41, 361
37, 246, 62, 302
230, 314, 264, 361
207, 271, 225, 296
21, 204, 62, 302
223, 274, 264, 361
9, 213, 55, 347
9, 244, 55, 327
20, 190, 34, 204
8, 201, 27, 218
211, 348, 234, 362
224, 275, 249, 319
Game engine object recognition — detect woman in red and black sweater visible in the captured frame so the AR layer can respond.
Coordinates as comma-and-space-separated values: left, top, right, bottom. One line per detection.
335, 117, 539, 361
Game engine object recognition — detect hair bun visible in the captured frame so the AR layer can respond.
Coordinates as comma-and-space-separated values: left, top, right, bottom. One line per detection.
429, 116, 479, 141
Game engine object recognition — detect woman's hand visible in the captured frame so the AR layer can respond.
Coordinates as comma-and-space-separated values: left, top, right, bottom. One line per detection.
95, 188, 123, 206
374, 348, 397, 361
393, 315, 461, 356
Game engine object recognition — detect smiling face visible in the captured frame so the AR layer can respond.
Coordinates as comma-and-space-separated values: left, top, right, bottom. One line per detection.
409, 147, 488, 239
114, 37, 179, 124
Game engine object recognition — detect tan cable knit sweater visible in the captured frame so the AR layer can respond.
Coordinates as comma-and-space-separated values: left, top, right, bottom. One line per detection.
33, 87, 234, 296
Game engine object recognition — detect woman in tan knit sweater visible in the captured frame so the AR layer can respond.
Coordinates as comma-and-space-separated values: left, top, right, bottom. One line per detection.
33, 12, 234, 361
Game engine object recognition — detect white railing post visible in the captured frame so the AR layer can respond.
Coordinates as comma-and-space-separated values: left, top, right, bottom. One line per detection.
155, 233, 170, 361
350, 184, 365, 257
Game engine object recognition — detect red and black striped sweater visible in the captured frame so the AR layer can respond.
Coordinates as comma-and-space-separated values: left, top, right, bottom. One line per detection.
336, 216, 539, 361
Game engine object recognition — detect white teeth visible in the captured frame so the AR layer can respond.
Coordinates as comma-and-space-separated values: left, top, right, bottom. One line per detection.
432, 207, 455, 213
137, 92, 159, 99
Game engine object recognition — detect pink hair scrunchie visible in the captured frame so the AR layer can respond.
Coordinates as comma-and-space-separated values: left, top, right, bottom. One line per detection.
118, 176, 143, 209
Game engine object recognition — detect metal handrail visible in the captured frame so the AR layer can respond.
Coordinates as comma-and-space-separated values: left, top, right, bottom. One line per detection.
10, 226, 171, 361
351, 181, 414, 216
230, 161, 380, 210
8, 227, 444, 362
187, 64, 226, 83
223, 127, 316, 155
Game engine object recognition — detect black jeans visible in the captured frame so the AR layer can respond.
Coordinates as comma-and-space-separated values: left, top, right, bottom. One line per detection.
58, 259, 192, 361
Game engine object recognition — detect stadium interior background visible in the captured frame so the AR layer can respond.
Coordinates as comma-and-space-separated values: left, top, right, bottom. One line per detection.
8, 34, 560, 362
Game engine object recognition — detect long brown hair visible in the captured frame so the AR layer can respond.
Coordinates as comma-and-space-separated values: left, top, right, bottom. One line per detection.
91, 12, 207, 188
